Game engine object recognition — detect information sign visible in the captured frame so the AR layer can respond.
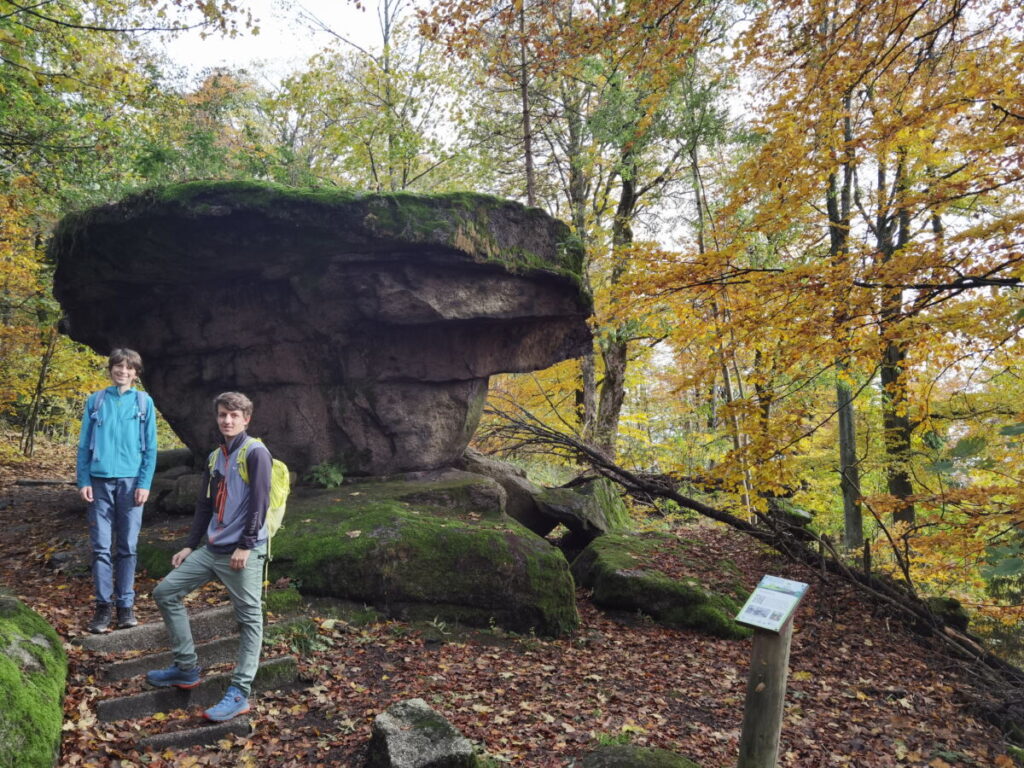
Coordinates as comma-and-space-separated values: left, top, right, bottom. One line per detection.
735, 575, 809, 633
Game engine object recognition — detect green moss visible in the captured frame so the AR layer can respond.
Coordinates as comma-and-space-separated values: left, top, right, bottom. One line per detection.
150, 179, 363, 209
269, 487, 579, 636
579, 744, 701, 768
264, 585, 304, 615
136, 537, 175, 580
1006, 744, 1024, 765
0, 593, 67, 768
572, 534, 750, 640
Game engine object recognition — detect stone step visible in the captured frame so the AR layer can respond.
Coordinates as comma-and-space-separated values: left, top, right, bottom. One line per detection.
138, 715, 252, 752
102, 635, 240, 682
97, 655, 299, 722
80, 605, 238, 655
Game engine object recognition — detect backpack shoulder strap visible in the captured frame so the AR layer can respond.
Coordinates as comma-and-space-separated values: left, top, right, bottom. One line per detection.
136, 390, 149, 453
206, 447, 220, 498
88, 389, 107, 456
90, 389, 107, 418
235, 436, 264, 484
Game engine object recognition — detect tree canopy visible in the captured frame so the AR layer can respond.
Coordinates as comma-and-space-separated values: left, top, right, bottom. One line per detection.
3, 0, 1024, 662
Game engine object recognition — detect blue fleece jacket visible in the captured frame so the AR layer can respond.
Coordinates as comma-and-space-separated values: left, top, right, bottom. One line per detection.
76, 386, 158, 490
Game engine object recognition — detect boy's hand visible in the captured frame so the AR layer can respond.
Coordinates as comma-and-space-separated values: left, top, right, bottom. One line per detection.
79, 486, 93, 503
135, 488, 150, 505
171, 548, 193, 568
230, 548, 251, 570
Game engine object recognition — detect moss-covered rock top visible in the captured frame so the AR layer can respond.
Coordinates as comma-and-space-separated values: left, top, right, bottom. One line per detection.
265, 484, 579, 636
51, 180, 587, 291
0, 590, 67, 768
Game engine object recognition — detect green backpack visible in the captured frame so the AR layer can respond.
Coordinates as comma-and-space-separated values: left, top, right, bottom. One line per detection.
207, 437, 290, 556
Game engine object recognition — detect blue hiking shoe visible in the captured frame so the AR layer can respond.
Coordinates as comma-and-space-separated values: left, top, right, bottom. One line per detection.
146, 663, 201, 689
203, 685, 250, 722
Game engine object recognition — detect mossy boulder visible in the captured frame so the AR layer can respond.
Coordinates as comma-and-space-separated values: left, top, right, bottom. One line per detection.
0, 590, 67, 768
571, 533, 750, 639
51, 181, 591, 477
148, 470, 205, 516
578, 745, 701, 767
141, 470, 579, 636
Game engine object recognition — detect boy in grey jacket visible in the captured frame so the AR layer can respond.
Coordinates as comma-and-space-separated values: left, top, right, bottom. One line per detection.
146, 391, 271, 723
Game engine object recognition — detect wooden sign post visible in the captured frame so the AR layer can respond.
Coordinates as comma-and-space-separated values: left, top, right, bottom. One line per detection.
734, 576, 808, 768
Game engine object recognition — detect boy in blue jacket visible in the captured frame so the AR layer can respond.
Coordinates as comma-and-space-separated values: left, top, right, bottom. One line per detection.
76, 348, 157, 633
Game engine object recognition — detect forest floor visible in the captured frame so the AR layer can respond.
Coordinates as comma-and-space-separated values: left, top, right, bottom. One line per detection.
0, 441, 1020, 768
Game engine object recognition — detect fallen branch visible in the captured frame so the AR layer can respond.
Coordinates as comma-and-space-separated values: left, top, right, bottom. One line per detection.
479, 397, 1024, 699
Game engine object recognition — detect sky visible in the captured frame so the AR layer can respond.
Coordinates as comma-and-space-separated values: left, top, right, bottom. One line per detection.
162, 0, 384, 80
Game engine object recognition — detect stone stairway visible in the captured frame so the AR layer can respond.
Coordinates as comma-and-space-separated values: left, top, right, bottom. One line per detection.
79, 603, 302, 752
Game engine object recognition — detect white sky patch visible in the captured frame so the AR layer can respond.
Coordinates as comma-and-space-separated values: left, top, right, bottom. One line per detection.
162, 0, 382, 80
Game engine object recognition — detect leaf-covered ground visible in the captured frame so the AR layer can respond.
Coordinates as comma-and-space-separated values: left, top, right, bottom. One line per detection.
0, 444, 1019, 768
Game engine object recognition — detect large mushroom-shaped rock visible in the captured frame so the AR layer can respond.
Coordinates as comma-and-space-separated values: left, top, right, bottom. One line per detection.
51, 182, 591, 476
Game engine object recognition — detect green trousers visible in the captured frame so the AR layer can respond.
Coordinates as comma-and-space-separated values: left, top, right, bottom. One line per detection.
152, 543, 265, 695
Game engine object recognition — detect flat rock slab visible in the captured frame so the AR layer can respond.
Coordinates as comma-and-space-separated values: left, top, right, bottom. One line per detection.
79, 605, 238, 654
138, 716, 251, 752
97, 655, 298, 721
51, 182, 592, 476
102, 635, 240, 682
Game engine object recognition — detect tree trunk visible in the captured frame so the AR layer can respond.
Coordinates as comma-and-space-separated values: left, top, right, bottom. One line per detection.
20, 327, 59, 458
518, 0, 536, 206
836, 375, 863, 549
878, 152, 915, 525
826, 92, 864, 549
592, 149, 638, 458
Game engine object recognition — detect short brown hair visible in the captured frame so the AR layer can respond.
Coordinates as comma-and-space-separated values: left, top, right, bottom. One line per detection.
108, 348, 143, 375
214, 391, 253, 418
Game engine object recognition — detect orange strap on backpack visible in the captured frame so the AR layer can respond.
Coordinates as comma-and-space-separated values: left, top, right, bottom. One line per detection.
214, 444, 229, 524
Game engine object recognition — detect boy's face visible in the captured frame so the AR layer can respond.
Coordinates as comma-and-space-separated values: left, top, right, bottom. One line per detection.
109, 361, 138, 389
217, 405, 251, 439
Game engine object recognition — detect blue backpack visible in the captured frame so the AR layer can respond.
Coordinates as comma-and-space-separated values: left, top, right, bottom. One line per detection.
88, 389, 151, 460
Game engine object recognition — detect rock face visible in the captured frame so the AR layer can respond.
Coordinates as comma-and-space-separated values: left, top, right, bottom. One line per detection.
0, 590, 67, 768
367, 699, 477, 768
457, 448, 630, 545
51, 182, 591, 476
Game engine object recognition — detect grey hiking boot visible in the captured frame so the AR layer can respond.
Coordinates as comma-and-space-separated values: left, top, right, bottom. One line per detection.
116, 605, 138, 629
87, 603, 112, 633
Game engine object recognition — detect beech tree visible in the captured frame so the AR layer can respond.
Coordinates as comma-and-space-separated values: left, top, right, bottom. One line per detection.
623, 0, 1024, 608
425, 0, 736, 458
